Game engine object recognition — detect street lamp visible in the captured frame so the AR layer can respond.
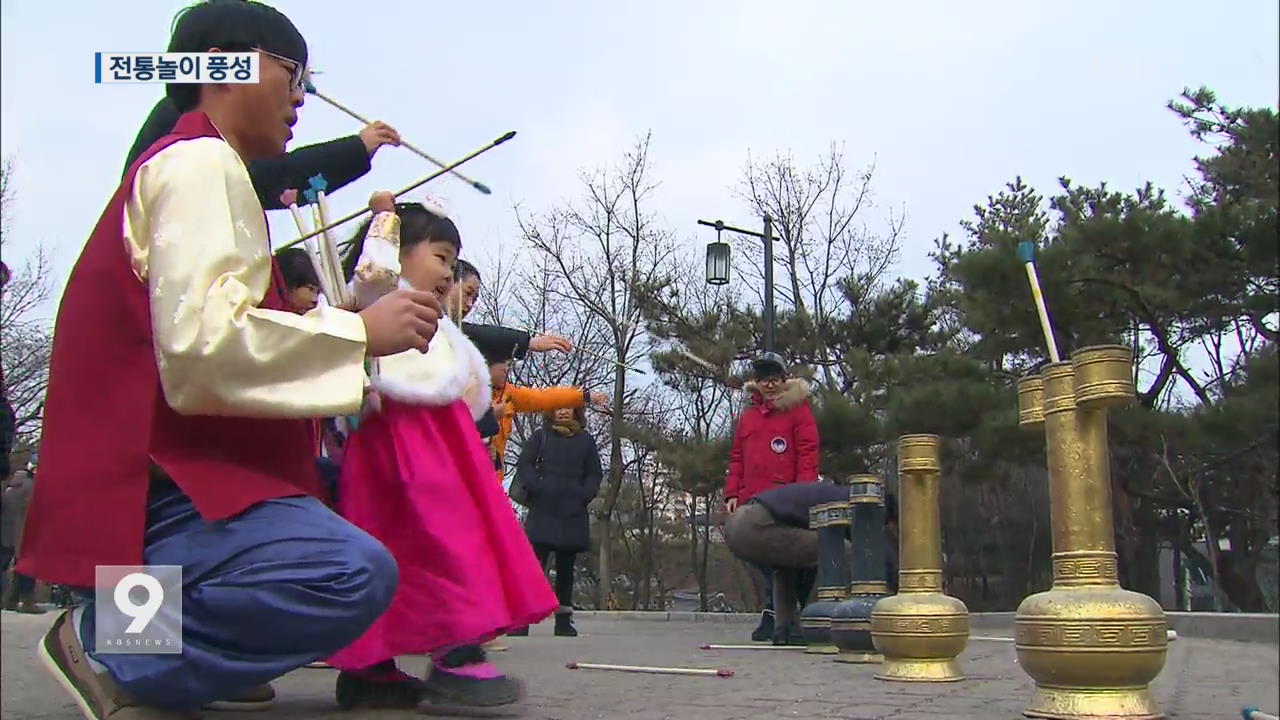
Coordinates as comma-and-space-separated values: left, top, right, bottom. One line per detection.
698, 215, 775, 353
705, 224, 731, 286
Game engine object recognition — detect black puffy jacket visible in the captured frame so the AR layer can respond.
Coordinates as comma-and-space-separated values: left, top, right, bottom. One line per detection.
516, 428, 602, 553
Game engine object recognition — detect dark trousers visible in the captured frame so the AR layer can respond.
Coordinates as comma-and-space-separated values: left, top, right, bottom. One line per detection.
759, 564, 775, 611
0, 545, 36, 598
754, 564, 814, 613
75, 480, 398, 709
723, 503, 818, 616
532, 544, 576, 610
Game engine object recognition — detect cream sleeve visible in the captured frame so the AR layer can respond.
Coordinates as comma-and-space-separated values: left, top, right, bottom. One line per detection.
350, 211, 402, 311
125, 137, 368, 418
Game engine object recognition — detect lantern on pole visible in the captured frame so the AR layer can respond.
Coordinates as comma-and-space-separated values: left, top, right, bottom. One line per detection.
705, 222, 731, 286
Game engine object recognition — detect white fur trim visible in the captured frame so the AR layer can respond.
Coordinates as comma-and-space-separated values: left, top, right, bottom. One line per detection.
371, 315, 491, 416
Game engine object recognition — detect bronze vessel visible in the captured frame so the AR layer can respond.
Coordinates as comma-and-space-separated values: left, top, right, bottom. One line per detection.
1014, 346, 1169, 719
870, 435, 970, 682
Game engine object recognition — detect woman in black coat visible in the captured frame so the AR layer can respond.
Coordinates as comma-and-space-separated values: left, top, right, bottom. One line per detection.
511, 406, 602, 637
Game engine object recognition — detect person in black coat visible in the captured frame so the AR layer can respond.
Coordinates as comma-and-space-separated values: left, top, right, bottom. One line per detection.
122, 95, 401, 210
510, 406, 602, 637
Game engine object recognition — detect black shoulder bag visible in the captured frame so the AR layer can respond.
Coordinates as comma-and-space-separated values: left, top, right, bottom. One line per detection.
508, 431, 545, 508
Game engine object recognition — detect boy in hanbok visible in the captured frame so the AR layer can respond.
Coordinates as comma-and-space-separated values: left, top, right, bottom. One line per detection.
19, 2, 443, 717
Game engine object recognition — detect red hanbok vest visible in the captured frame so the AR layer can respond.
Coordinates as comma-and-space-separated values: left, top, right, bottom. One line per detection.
17, 112, 323, 587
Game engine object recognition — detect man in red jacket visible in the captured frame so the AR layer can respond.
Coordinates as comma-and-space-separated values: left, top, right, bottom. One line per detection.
724, 352, 820, 641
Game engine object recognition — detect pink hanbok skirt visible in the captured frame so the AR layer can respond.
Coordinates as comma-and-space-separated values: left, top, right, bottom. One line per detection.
326, 398, 557, 670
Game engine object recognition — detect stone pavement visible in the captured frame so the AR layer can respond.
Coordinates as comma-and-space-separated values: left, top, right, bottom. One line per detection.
2, 610, 1277, 719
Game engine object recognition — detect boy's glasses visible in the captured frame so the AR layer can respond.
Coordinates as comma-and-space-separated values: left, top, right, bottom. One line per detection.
255, 47, 309, 92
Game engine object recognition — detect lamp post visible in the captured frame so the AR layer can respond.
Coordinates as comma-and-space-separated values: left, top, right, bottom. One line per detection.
698, 216, 775, 353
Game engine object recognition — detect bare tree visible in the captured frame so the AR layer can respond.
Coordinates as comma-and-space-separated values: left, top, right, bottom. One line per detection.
468, 238, 522, 329
0, 158, 54, 448
734, 144, 905, 388
505, 252, 616, 474
517, 133, 678, 607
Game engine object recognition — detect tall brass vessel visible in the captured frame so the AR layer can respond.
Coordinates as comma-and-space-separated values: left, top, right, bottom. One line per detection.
831, 474, 889, 664
870, 435, 970, 682
1014, 345, 1169, 719
800, 502, 850, 654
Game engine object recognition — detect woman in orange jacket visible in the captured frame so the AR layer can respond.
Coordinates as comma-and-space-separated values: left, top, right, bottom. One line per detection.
485, 359, 607, 483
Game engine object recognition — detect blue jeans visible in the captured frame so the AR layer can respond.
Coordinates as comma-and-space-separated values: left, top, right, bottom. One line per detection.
76, 480, 398, 709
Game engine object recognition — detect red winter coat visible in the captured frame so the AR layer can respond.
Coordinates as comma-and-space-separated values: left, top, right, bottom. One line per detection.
724, 379, 820, 504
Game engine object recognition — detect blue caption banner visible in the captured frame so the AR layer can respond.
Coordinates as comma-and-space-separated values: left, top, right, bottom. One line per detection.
95, 53, 259, 84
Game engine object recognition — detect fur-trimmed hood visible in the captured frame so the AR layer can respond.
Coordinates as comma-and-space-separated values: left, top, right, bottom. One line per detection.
743, 378, 811, 411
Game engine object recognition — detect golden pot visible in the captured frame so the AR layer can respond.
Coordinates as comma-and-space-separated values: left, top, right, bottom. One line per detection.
873, 434, 969, 682
1016, 586, 1168, 719
1013, 349, 1169, 718
898, 434, 941, 474
1070, 345, 1135, 410
1018, 374, 1046, 429
870, 592, 969, 682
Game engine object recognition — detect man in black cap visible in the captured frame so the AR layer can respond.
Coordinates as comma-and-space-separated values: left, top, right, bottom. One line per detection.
724, 352, 821, 641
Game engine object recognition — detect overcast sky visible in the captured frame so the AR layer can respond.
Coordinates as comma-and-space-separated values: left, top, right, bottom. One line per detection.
2, 0, 1277, 325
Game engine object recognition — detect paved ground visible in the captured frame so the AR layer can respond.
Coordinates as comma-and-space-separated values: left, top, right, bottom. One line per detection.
3, 609, 1277, 719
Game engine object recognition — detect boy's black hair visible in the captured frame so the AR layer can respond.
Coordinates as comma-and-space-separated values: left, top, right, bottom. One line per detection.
341, 203, 462, 283
166, 0, 308, 112
275, 247, 319, 290
455, 258, 481, 283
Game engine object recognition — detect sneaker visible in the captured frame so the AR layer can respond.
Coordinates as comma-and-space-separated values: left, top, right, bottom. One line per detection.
553, 613, 577, 638
421, 667, 524, 708
201, 684, 274, 712
334, 666, 423, 710
37, 610, 201, 719
421, 645, 523, 709
506, 626, 529, 637
750, 610, 775, 642
481, 636, 509, 652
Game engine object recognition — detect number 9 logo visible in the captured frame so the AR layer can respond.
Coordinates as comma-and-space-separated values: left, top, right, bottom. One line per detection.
113, 572, 164, 634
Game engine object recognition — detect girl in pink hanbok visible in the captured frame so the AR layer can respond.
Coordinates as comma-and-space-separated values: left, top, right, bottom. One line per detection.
326, 192, 556, 711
